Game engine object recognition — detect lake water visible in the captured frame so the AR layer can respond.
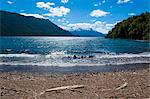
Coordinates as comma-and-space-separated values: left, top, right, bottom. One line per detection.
0, 37, 150, 68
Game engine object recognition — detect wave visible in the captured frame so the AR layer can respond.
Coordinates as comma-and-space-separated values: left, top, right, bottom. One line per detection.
95, 52, 150, 58
0, 52, 150, 58
0, 52, 149, 67
0, 53, 39, 58
0, 52, 149, 58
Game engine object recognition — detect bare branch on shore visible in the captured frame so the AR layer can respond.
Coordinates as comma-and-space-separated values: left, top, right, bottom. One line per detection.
39, 85, 84, 95
115, 82, 128, 90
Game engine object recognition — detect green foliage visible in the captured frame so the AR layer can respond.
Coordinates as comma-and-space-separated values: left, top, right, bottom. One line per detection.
106, 12, 150, 40
0, 11, 73, 36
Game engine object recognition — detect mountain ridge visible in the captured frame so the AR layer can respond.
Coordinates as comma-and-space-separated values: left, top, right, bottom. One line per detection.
0, 11, 73, 36
71, 29, 105, 37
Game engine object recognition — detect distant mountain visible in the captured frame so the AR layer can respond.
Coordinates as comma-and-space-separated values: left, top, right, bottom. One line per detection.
71, 29, 105, 37
0, 11, 73, 36
106, 12, 150, 40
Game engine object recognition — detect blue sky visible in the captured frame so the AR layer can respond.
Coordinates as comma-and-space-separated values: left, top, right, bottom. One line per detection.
0, 0, 149, 34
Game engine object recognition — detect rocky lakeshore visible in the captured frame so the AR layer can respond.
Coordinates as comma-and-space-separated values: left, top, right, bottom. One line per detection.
0, 66, 150, 99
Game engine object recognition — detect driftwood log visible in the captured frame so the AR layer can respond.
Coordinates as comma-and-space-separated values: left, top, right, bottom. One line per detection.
39, 85, 84, 95
115, 82, 128, 90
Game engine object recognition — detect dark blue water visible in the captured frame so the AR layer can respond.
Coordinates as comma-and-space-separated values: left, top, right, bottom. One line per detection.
0, 37, 149, 54
0, 37, 150, 67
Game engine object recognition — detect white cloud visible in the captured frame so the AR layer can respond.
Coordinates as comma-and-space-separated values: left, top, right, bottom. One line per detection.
36, 2, 70, 17
94, 3, 101, 6
36, 2, 55, 9
47, 2, 55, 6
20, 10, 25, 12
43, 6, 70, 17
117, 0, 130, 4
99, 3, 102, 5
94, 4, 98, 6
59, 21, 116, 34
105, 24, 115, 30
20, 13, 45, 19
91, 19, 96, 22
61, 0, 69, 4
102, 0, 106, 3
58, 18, 66, 22
7, 1, 14, 4
90, 10, 109, 17
94, 0, 105, 7
128, 13, 136, 16
66, 21, 69, 24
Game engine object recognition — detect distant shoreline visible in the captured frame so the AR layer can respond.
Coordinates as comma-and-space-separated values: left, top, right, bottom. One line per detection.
0, 35, 75, 37
0, 35, 106, 37
1, 36, 149, 42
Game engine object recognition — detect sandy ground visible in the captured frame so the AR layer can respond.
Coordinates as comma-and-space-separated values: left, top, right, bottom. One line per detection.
0, 67, 150, 99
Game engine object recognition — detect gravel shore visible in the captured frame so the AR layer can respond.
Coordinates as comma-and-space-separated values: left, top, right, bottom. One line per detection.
0, 67, 150, 99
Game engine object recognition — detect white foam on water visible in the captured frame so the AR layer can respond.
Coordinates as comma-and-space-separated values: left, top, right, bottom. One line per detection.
95, 52, 150, 58
0, 53, 39, 58
46, 51, 68, 58
0, 52, 149, 58
0, 52, 149, 67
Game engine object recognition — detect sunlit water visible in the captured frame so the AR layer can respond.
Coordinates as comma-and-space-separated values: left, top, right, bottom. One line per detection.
0, 37, 150, 67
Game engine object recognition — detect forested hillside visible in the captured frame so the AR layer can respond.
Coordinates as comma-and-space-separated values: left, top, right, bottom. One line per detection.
106, 12, 150, 40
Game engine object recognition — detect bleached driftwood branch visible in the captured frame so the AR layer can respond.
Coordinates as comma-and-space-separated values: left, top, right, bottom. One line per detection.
115, 82, 128, 90
39, 85, 84, 95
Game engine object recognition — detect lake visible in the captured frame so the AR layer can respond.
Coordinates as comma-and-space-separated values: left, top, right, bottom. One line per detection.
0, 37, 149, 73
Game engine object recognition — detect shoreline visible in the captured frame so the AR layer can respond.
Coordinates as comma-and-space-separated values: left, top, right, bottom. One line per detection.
0, 63, 149, 75
0, 65, 150, 98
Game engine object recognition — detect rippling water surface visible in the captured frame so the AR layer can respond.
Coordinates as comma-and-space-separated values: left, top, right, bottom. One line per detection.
0, 37, 150, 67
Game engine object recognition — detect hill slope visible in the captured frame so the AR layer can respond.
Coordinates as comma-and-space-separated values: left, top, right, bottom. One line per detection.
106, 12, 150, 40
0, 11, 73, 36
71, 29, 105, 37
